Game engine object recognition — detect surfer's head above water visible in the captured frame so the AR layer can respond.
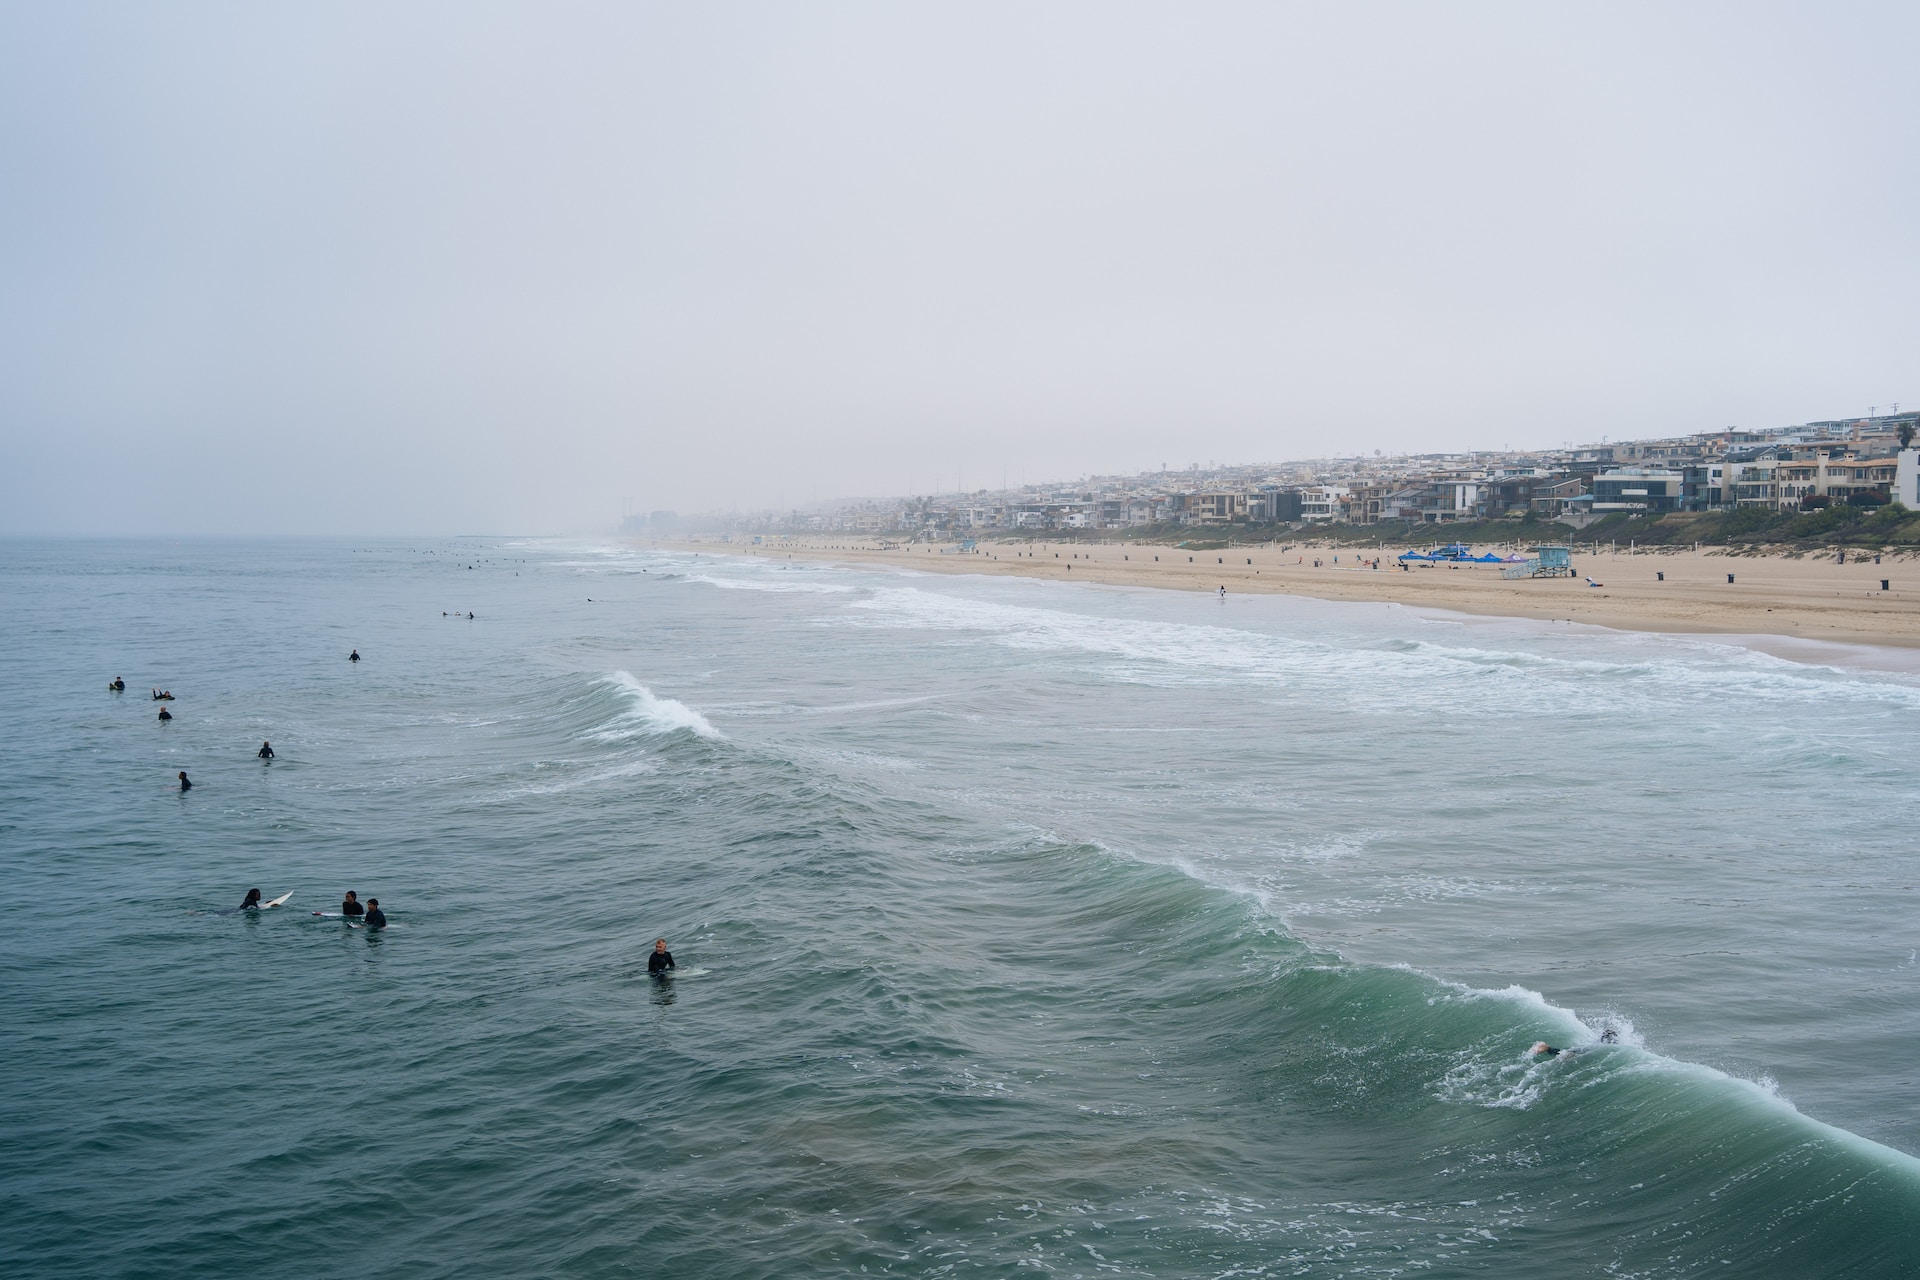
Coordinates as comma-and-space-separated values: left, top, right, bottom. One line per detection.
241, 888, 262, 909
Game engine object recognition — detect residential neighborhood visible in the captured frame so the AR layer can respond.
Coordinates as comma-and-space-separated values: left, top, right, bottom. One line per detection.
629, 410, 1920, 538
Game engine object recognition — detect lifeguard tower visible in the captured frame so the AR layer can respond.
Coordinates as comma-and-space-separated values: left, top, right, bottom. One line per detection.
1502, 545, 1573, 578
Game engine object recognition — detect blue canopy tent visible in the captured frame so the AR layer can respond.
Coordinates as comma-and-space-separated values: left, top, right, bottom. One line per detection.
1399, 544, 1504, 563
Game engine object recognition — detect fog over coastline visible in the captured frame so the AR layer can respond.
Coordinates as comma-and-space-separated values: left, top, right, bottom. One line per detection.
1, 2, 1916, 536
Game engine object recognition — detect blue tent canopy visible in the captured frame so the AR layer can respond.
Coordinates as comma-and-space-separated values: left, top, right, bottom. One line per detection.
1398, 546, 1506, 563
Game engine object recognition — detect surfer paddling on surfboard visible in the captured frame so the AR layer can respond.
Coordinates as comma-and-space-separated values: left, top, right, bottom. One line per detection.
1529, 1027, 1620, 1060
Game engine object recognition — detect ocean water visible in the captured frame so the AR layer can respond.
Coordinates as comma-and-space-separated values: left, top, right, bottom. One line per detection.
4, 537, 1919, 1278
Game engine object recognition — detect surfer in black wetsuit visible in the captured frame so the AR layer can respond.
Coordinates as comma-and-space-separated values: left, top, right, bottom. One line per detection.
110, 677, 125, 692
340, 891, 364, 918
240, 888, 262, 910
178, 770, 192, 790
648, 938, 675, 975
158, 706, 173, 721
349, 648, 360, 662
1532, 1027, 1620, 1060
363, 898, 386, 928
258, 741, 275, 759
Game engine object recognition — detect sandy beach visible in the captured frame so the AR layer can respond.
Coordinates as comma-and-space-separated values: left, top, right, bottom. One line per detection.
655, 535, 1920, 651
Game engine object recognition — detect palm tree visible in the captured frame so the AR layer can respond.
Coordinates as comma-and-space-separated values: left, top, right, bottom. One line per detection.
1901, 421, 1915, 451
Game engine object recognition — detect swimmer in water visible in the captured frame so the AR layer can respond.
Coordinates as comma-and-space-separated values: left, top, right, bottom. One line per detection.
240, 888, 262, 910
178, 770, 191, 790
257, 741, 275, 759
340, 890, 364, 918
363, 898, 386, 928
648, 937, 675, 975
109, 677, 125, 692
349, 648, 360, 662
158, 707, 173, 722
1528, 1041, 1568, 1058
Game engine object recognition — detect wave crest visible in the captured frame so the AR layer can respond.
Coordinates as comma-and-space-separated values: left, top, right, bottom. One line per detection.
602, 672, 721, 739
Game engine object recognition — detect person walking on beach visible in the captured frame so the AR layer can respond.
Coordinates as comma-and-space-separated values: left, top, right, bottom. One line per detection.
648, 938, 675, 975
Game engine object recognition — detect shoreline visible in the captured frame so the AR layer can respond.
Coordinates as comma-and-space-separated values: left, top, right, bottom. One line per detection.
648, 534, 1920, 654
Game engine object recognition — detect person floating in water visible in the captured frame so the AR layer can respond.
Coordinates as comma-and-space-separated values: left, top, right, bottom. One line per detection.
1531, 1028, 1619, 1059
158, 706, 173, 722
240, 888, 262, 910
257, 741, 275, 759
340, 890, 364, 918
152, 688, 173, 701
109, 677, 125, 692
648, 937, 675, 975
178, 770, 192, 790
349, 648, 361, 662
363, 898, 386, 928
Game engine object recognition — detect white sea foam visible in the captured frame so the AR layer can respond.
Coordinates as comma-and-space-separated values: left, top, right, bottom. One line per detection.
682, 571, 857, 595
600, 671, 721, 739
839, 581, 1920, 726
492, 756, 661, 800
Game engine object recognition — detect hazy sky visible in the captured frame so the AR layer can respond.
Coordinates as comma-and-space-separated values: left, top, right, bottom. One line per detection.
2, 2, 1916, 534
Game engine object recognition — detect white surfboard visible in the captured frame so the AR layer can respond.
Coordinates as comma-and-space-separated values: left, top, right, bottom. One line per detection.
262, 891, 292, 909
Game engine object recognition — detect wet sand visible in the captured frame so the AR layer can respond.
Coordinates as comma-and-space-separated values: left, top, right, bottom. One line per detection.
655, 536, 1920, 650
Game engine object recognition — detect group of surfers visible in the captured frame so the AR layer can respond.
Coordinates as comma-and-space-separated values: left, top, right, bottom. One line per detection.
114, 649, 361, 778
239, 887, 388, 928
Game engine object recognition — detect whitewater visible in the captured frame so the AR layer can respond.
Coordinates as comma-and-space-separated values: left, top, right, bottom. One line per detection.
3, 536, 1917, 1278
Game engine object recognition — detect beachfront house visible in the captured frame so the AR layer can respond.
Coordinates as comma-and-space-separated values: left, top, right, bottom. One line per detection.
1189, 492, 1249, 524
1776, 457, 1898, 508
1897, 451, 1920, 509
1590, 469, 1685, 514
1298, 485, 1350, 522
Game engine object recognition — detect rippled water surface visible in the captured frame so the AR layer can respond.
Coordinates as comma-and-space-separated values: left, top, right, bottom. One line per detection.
4, 537, 1919, 1277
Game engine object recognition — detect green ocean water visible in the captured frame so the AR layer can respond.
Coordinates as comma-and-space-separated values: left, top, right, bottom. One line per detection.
3, 537, 1918, 1277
